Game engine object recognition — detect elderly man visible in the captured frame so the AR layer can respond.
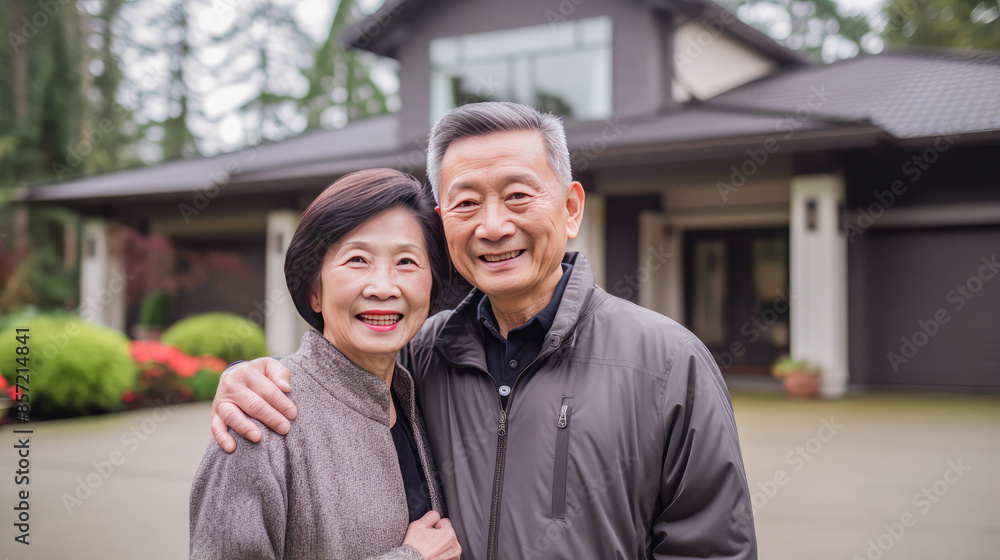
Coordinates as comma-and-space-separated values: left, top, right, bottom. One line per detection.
212, 102, 756, 559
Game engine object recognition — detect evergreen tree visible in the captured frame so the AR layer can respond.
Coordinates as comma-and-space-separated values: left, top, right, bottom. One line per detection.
882, 0, 1000, 50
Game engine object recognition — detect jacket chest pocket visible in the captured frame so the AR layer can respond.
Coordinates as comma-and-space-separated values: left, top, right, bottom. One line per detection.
551, 397, 573, 519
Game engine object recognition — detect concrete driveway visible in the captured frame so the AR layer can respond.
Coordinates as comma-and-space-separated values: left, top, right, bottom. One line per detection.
1, 393, 998, 559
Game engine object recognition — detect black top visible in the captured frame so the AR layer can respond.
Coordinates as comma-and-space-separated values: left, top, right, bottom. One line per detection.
390, 390, 432, 523
477, 264, 573, 407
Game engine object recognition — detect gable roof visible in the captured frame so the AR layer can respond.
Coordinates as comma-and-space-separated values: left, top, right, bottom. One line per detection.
342, 0, 808, 67
708, 50, 1000, 139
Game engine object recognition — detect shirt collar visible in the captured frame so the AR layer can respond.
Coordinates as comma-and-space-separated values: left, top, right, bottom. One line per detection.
477, 263, 574, 338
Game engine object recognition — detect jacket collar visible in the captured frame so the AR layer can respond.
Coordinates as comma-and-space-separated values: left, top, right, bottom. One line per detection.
291, 330, 416, 427
435, 252, 597, 370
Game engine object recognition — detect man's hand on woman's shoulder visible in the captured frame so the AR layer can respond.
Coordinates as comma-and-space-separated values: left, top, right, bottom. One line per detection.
211, 357, 297, 452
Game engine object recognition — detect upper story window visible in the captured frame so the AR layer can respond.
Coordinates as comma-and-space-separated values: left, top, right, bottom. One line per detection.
430, 17, 612, 124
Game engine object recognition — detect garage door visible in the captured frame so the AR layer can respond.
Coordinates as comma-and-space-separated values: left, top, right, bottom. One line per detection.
852, 226, 1000, 390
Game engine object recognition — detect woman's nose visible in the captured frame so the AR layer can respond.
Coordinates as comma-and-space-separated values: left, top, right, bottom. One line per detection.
362, 268, 401, 299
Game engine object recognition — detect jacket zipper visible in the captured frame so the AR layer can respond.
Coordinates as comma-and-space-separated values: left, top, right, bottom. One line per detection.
486, 406, 508, 560
551, 401, 573, 519
484, 337, 562, 559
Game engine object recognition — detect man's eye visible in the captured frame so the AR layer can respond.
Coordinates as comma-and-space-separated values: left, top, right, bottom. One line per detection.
456, 200, 477, 208
348, 256, 366, 263
509, 192, 527, 200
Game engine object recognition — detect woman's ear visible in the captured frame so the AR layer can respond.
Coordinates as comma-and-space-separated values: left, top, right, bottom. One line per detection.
310, 285, 322, 313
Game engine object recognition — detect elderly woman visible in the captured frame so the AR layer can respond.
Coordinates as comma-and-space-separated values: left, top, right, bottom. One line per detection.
189, 169, 461, 560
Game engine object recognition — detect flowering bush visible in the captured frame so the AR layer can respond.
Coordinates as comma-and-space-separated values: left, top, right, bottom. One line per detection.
128, 341, 227, 407
0, 317, 138, 418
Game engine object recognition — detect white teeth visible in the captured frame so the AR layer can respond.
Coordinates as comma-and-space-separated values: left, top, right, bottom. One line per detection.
483, 251, 522, 262
358, 313, 401, 326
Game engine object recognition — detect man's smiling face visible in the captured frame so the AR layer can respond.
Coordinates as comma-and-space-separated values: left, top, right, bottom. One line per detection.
437, 130, 584, 304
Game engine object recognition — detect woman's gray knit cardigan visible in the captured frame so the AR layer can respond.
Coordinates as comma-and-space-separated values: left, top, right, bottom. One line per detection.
189, 330, 445, 560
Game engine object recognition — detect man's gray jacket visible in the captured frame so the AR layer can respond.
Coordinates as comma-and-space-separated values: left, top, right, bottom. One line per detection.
399, 252, 756, 560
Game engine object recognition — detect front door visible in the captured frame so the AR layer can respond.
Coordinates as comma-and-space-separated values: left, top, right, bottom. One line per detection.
683, 228, 790, 373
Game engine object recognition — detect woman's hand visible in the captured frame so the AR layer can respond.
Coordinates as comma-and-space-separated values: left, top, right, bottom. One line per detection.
211, 357, 298, 452
402, 511, 462, 560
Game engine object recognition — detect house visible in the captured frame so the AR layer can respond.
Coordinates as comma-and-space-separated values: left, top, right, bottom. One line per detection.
20, 0, 1000, 395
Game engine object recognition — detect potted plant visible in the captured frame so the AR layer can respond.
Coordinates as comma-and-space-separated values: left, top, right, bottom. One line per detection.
132, 292, 174, 340
771, 355, 821, 398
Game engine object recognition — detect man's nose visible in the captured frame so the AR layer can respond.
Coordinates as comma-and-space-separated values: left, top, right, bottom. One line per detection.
363, 267, 401, 299
475, 200, 516, 241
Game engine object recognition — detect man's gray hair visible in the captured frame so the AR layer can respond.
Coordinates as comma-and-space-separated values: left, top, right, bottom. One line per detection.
426, 102, 573, 204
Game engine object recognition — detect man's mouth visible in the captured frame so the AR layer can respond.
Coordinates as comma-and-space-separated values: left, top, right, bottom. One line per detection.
357, 313, 402, 326
480, 250, 524, 263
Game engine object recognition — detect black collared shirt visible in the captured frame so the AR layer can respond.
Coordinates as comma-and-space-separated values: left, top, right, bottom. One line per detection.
390, 390, 432, 523
477, 264, 573, 407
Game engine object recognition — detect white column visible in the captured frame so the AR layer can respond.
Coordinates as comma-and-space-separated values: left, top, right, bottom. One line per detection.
566, 194, 605, 288
790, 174, 849, 397
79, 218, 127, 331
266, 210, 308, 357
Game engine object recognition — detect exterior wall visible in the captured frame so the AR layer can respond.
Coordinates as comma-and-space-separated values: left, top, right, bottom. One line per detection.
598, 157, 792, 320
672, 21, 777, 102
396, 0, 671, 145
844, 145, 1000, 392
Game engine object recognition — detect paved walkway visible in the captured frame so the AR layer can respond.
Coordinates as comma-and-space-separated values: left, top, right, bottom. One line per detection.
1, 393, 998, 560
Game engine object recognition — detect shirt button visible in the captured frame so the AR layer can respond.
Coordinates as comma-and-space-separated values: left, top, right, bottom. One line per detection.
499, 385, 511, 396
508, 359, 518, 369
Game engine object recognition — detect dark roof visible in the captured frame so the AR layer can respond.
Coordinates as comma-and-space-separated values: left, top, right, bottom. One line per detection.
342, 0, 808, 67
708, 50, 1000, 139
21, 107, 884, 203
18, 115, 408, 204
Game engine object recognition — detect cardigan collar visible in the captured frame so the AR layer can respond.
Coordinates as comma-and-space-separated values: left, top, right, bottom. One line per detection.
291, 329, 416, 427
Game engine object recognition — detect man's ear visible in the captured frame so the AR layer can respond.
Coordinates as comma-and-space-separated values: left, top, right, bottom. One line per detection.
565, 182, 586, 239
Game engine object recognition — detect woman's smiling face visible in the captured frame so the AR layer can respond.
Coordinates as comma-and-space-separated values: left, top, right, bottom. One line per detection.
310, 207, 433, 373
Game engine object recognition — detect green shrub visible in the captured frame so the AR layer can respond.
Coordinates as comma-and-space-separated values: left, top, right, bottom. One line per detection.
161, 312, 267, 364
0, 316, 138, 418
138, 293, 174, 328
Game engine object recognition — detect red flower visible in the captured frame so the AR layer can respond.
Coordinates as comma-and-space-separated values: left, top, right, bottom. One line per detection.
123, 389, 136, 403
200, 355, 227, 372
130, 340, 173, 364
0, 376, 7, 389
168, 353, 202, 378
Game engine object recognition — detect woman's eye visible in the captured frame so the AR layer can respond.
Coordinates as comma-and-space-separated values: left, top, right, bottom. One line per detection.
348, 256, 366, 263
399, 258, 416, 266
